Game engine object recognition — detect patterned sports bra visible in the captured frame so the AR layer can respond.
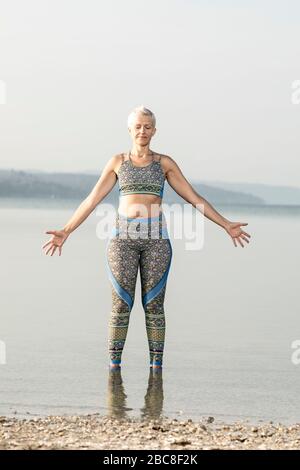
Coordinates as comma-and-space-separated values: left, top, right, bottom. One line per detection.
117, 151, 165, 198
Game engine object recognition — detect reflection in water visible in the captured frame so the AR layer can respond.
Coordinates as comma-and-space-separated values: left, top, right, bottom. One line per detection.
106, 368, 164, 421
106, 368, 130, 419
140, 368, 163, 421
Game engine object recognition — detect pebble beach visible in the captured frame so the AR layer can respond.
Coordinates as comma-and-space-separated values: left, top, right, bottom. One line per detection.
1, 414, 300, 450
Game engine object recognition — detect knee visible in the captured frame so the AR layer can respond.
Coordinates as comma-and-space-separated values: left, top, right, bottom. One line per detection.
144, 306, 164, 315
111, 295, 132, 314
143, 298, 165, 316
144, 307, 165, 328
109, 298, 131, 324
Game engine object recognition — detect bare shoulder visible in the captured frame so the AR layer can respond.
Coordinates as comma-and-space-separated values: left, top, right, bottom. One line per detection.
158, 154, 179, 175
103, 153, 124, 176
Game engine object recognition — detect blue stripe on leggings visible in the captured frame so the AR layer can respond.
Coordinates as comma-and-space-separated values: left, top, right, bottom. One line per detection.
142, 239, 173, 307
105, 230, 133, 310
152, 360, 162, 366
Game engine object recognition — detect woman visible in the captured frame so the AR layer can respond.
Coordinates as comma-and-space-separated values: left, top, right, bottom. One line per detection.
42, 106, 251, 370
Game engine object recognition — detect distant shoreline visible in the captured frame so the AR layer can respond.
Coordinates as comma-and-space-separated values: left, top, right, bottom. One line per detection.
1, 196, 300, 210
2, 168, 300, 205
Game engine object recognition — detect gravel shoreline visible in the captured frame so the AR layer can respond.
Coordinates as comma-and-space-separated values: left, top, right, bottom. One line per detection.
1, 414, 300, 450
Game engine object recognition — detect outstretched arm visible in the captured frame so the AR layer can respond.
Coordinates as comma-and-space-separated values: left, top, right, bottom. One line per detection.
42, 155, 119, 256
62, 155, 119, 235
164, 156, 251, 247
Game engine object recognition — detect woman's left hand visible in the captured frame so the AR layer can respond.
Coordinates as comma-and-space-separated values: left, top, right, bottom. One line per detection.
224, 222, 251, 247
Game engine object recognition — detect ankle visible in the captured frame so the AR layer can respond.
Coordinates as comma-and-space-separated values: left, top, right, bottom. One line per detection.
109, 362, 121, 368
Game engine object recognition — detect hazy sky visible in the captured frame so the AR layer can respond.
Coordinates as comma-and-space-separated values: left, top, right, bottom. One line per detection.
0, 0, 299, 185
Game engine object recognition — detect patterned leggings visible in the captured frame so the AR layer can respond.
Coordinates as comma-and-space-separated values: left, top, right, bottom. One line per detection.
105, 211, 173, 367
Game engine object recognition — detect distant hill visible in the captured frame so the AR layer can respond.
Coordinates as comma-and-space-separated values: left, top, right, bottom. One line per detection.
0, 169, 265, 205
206, 180, 300, 206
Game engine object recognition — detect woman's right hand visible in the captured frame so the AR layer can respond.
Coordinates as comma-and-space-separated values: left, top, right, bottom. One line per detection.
42, 229, 70, 256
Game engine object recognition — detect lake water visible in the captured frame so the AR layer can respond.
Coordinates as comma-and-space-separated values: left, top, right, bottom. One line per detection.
1, 198, 300, 425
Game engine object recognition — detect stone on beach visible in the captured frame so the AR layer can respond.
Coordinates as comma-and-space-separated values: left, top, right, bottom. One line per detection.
1, 415, 300, 450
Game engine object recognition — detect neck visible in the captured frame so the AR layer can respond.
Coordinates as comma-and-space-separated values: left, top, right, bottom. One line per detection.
130, 144, 152, 158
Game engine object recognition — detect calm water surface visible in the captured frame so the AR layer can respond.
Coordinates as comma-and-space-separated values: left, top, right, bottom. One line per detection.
1, 198, 299, 424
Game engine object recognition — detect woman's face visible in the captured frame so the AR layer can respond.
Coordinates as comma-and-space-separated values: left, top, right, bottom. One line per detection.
128, 114, 156, 145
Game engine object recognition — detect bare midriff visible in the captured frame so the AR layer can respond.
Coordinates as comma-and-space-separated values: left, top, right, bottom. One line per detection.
115, 154, 166, 219
118, 194, 163, 219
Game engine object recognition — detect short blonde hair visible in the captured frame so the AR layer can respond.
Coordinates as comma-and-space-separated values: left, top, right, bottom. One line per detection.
127, 105, 156, 128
